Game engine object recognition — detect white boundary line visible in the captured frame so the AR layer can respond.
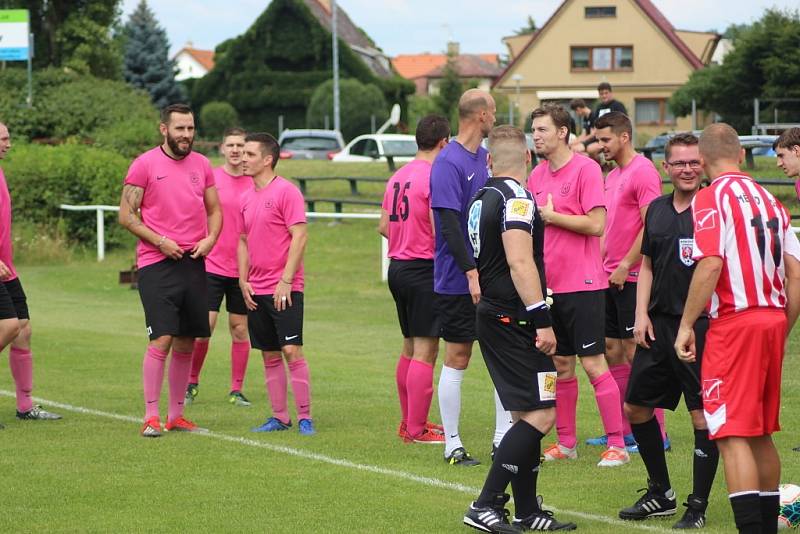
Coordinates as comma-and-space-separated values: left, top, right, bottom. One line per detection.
0, 390, 671, 533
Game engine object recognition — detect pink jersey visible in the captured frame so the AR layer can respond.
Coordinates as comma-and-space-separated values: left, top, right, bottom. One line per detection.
528, 154, 607, 293
603, 154, 662, 281
205, 167, 253, 278
692, 173, 800, 318
124, 147, 215, 269
0, 168, 17, 281
238, 177, 306, 295
381, 159, 435, 260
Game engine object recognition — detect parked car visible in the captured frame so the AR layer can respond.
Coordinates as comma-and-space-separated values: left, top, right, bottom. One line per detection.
332, 134, 417, 163
278, 129, 345, 160
739, 135, 777, 156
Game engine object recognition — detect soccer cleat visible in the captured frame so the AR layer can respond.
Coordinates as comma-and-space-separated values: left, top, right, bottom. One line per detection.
405, 428, 445, 444
185, 383, 199, 404
464, 494, 519, 533
426, 421, 445, 435
16, 405, 62, 420
445, 446, 481, 466
298, 418, 316, 436
164, 416, 201, 432
664, 434, 672, 452
672, 495, 707, 529
398, 421, 407, 438
228, 391, 251, 407
140, 416, 162, 438
586, 433, 636, 447
619, 481, 677, 520
597, 446, 630, 467
513, 496, 577, 531
542, 443, 578, 461
251, 417, 292, 432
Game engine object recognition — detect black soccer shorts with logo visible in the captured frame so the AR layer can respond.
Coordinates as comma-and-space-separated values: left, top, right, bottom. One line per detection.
206, 272, 247, 315
247, 292, 304, 351
0, 277, 30, 320
605, 283, 637, 339
387, 259, 440, 338
551, 290, 606, 356
476, 301, 556, 412
137, 256, 210, 340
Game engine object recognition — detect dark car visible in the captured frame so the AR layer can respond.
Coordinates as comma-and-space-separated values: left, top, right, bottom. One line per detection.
278, 129, 345, 160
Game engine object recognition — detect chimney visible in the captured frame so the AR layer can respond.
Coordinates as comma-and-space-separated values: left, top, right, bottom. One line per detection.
446, 41, 460, 57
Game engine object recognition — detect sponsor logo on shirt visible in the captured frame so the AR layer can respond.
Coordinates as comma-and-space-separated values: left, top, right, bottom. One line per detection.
694, 208, 717, 232
679, 237, 695, 267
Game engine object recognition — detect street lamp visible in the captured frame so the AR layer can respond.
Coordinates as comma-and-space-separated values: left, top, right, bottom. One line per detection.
511, 74, 523, 127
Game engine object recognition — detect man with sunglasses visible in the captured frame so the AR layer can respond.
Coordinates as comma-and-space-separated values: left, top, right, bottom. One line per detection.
619, 133, 719, 529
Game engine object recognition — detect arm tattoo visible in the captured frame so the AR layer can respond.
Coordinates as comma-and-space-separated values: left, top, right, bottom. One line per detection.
122, 185, 144, 228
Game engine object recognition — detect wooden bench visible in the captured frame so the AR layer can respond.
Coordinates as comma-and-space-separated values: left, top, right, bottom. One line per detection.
304, 197, 382, 213
294, 176, 386, 196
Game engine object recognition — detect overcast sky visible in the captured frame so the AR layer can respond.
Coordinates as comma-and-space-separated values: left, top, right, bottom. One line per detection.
122, 1, 798, 57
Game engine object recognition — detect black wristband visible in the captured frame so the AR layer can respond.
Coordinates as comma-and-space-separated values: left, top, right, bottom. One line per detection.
523, 303, 552, 329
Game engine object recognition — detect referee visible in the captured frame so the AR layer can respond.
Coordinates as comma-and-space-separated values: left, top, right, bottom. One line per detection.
618, 133, 719, 528
463, 126, 575, 533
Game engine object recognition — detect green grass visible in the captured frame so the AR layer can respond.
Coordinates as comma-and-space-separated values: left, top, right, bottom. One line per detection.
0, 217, 799, 533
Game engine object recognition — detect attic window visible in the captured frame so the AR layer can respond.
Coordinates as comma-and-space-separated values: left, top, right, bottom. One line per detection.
585, 6, 616, 18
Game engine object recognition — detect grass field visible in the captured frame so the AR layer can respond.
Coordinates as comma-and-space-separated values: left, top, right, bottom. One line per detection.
1, 210, 799, 533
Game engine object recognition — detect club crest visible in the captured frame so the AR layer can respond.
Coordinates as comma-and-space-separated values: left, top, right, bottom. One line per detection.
560, 182, 571, 196
679, 237, 695, 267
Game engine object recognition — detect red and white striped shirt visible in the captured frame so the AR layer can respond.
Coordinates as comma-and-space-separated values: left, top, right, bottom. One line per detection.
692, 173, 800, 318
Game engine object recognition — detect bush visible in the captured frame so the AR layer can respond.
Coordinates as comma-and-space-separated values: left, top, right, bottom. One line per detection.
92, 117, 162, 159
200, 101, 240, 140
307, 78, 387, 141
2, 143, 131, 248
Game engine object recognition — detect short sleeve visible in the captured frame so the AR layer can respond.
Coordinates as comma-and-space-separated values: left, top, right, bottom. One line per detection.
633, 163, 662, 209
382, 179, 393, 211
282, 184, 307, 228
782, 204, 800, 262
525, 166, 538, 192
503, 197, 535, 233
430, 159, 463, 212
578, 160, 605, 213
640, 209, 653, 257
692, 188, 725, 260
124, 156, 149, 188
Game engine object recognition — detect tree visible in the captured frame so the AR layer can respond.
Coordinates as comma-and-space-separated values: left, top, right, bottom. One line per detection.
122, 0, 185, 109
433, 59, 463, 124
307, 79, 387, 141
670, 8, 800, 132
514, 15, 538, 36
0, 0, 122, 78
200, 102, 240, 140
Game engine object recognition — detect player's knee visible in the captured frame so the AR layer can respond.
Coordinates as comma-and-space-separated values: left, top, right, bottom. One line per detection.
579, 354, 607, 379
150, 335, 172, 352
690, 410, 707, 430
282, 344, 304, 361
0, 318, 21, 346
230, 322, 248, 342
623, 402, 652, 424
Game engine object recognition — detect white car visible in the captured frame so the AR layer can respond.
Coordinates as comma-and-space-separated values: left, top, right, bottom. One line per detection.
332, 134, 417, 163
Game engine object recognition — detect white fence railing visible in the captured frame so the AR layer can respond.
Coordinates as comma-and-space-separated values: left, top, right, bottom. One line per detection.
59, 204, 389, 281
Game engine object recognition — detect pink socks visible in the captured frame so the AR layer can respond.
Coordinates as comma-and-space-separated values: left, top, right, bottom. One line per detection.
264, 357, 289, 423
609, 364, 632, 436
288, 359, 311, 420
591, 371, 625, 448
9, 347, 33, 413
405, 359, 434, 438
189, 339, 209, 384
395, 355, 411, 426
230, 340, 251, 392
555, 376, 579, 449
168, 350, 192, 422
264, 357, 312, 422
142, 346, 168, 419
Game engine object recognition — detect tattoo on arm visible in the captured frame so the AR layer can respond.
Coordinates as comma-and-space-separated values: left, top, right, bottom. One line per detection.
123, 185, 144, 228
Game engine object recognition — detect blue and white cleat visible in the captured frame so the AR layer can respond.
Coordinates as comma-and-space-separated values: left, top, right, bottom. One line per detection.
251, 417, 292, 432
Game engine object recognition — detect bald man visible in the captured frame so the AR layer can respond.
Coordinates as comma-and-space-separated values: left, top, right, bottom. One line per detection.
430, 89, 501, 466
675, 123, 800, 534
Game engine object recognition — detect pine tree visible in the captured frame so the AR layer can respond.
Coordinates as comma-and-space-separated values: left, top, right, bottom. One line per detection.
122, 0, 185, 109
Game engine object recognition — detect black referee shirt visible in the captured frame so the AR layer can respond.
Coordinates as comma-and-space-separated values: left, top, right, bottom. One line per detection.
467, 177, 547, 317
641, 193, 698, 316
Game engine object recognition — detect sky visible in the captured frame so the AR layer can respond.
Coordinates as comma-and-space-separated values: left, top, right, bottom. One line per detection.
122, 0, 799, 57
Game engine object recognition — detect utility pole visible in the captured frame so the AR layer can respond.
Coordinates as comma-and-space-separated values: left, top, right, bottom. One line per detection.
331, 0, 341, 133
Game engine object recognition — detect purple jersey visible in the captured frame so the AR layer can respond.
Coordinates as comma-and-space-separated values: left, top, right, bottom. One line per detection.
430, 141, 490, 294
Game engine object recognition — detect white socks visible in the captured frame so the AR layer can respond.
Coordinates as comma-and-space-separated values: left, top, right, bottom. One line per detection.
439, 365, 465, 456
493, 388, 513, 447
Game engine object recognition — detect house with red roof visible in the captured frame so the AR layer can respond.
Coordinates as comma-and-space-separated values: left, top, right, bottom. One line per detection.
393, 42, 503, 96
494, 0, 720, 142
173, 43, 215, 81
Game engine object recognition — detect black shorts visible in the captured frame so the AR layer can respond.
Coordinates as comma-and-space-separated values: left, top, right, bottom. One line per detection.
476, 302, 556, 412
435, 293, 475, 343
137, 256, 210, 340
0, 277, 29, 321
388, 259, 440, 338
248, 292, 304, 351
552, 290, 606, 356
605, 283, 637, 339
626, 314, 707, 412
207, 273, 247, 315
